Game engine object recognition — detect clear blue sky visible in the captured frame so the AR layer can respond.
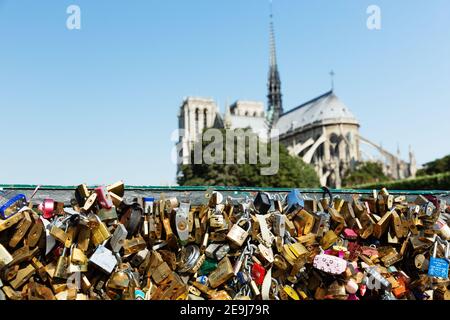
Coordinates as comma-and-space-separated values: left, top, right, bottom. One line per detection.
1, 0, 449, 186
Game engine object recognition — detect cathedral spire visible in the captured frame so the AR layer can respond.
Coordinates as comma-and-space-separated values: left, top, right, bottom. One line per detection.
267, 0, 283, 126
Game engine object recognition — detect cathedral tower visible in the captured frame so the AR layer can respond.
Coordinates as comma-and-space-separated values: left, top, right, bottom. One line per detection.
267, 1, 283, 126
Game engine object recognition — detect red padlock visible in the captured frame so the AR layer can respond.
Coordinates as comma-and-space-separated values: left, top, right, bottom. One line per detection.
95, 186, 113, 209
251, 263, 266, 286
359, 284, 367, 296
38, 199, 55, 219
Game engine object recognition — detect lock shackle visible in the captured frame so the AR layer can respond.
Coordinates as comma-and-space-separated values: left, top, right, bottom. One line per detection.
432, 239, 450, 259
322, 186, 334, 209
69, 243, 75, 256
236, 217, 252, 232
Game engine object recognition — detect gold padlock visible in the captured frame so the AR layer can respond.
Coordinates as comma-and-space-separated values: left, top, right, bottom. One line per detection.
50, 225, 69, 244
71, 246, 88, 265
123, 236, 147, 255
209, 215, 224, 228
91, 220, 111, 246
208, 256, 234, 288
320, 230, 338, 250
9, 211, 32, 248
53, 247, 69, 279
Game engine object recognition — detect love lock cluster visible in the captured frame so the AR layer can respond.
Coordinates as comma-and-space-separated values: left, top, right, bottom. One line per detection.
1, 184, 450, 300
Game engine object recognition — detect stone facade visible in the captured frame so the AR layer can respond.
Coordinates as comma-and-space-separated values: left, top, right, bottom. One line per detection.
175, 11, 416, 188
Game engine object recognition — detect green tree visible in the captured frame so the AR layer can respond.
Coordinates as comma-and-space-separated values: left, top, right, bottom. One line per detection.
177, 129, 320, 188
417, 155, 450, 176
342, 162, 389, 187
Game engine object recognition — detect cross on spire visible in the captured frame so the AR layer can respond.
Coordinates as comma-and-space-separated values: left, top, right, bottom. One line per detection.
329, 70, 335, 91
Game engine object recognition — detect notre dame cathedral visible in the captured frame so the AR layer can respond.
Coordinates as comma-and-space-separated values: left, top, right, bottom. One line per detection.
176, 10, 417, 188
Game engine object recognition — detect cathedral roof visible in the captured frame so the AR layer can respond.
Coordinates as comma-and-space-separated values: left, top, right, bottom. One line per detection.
275, 91, 359, 136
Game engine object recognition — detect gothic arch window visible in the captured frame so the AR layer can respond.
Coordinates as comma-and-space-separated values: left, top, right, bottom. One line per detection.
195, 108, 199, 133
203, 109, 208, 128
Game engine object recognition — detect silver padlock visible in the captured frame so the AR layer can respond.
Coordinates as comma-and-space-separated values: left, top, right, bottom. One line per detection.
110, 223, 128, 253
206, 243, 230, 261
273, 213, 286, 237
227, 218, 251, 247
90, 244, 117, 274
176, 202, 190, 243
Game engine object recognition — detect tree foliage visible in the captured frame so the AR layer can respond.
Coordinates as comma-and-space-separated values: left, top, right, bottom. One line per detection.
177, 129, 320, 188
417, 155, 450, 176
342, 162, 389, 187
355, 172, 450, 191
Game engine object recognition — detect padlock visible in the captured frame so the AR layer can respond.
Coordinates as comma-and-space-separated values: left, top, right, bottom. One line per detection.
95, 186, 113, 209
175, 202, 190, 243
435, 219, 450, 241
251, 263, 266, 286
205, 243, 228, 261
273, 254, 288, 271
273, 212, 285, 237
120, 203, 143, 237
0, 244, 13, 266
70, 245, 88, 265
227, 218, 251, 247
123, 236, 147, 255
91, 219, 112, 246
208, 256, 234, 288
9, 210, 32, 248
320, 230, 338, 250
53, 246, 69, 279
209, 214, 224, 228
285, 189, 304, 214
327, 281, 348, 300
108, 268, 131, 291
258, 243, 274, 263
82, 192, 97, 212
74, 184, 90, 207
90, 245, 117, 274
76, 225, 90, 252
345, 278, 359, 294
313, 254, 347, 275
27, 219, 44, 248
373, 210, 393, 239
68, 244, 88, 273
414, 254, 429, 271
207, 191, 223, 207
250, 279, 260, 296
0, 211, 24, 232
283, 285, 300, 300
110, 223, 128, 253
38, 199, 55, 219
254, 192, 272, 215
428, 240, 449, 279
343, 228, 358, 240
304, 199, 318, 214
152, 262, 172, 284
297, 209, 316, 235
97, 207, 118, 222
165, 197, 179, 210
10, 265, 35, 290
178, 245, 202, 273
